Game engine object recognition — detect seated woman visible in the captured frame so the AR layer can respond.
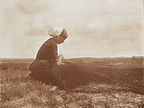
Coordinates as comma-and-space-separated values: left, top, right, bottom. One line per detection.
29, 27, 96, 90
29, 27, 68, 85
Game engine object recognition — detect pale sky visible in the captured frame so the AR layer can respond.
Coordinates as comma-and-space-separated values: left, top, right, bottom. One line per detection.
0, 0, 143, 58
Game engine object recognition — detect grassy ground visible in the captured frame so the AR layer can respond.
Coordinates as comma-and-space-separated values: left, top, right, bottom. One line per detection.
0, 57, 144, 108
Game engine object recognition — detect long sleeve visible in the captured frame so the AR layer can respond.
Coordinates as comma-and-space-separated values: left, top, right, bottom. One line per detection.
51, 42, 58, 62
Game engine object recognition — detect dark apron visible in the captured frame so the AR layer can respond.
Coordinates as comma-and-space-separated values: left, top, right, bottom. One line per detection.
29, 59, 56, 82
29, 59, 53, 71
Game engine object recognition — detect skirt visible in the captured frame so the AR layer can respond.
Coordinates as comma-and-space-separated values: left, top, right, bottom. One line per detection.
29, 59, 56, 84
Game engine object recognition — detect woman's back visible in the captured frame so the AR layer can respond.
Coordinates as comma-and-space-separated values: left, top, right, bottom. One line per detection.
36, 38, 57, 62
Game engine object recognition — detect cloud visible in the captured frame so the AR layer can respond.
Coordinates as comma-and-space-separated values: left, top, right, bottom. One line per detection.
26, 25, 50, 36
15, 0, 52, 15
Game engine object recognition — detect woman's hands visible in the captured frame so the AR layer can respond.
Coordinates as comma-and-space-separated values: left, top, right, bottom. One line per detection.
56, 54, 65, 65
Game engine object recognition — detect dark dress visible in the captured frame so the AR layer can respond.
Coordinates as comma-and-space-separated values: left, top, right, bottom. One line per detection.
29, 37, 95, 89
29, 38, 58, 84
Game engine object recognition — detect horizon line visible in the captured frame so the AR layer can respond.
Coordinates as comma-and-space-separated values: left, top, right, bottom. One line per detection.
0, 55, 144, 59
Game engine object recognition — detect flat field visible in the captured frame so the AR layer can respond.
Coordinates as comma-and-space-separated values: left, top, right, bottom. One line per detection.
0, 57, 144, 108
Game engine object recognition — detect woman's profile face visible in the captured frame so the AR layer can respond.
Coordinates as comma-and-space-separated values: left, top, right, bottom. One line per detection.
56, 36, 66, 44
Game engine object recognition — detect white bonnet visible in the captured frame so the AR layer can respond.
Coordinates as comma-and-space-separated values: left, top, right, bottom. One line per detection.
48, 27, 63, 37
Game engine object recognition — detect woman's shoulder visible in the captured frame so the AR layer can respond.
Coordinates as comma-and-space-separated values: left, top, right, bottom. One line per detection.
45, 38, 56, 46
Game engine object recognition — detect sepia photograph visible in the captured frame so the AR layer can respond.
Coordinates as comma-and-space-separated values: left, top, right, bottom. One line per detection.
0, 0, 144, 107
